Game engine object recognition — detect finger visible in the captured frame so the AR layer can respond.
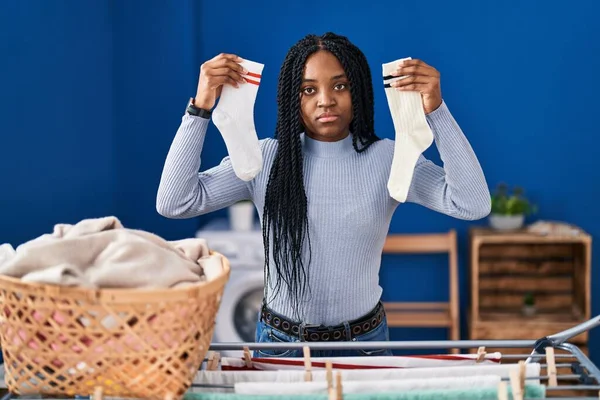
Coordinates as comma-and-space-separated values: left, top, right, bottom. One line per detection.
396, 83, 433, 92
207, 67, 246, 83
399, 58, 429, 68
210, 75, 240, 89
392, 75, 434, 87
392, 65, 439, 78
212, 59, 248, 76
211, 52, 243, 63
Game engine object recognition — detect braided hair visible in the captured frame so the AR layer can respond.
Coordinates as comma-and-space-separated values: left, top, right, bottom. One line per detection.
262, 32, 380, 319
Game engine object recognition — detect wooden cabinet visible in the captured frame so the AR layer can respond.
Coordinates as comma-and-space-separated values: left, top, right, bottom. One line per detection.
468, 226, 592, 357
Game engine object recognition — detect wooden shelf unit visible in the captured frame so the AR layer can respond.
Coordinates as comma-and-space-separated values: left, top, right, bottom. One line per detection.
468, 226, 592, 357
382, 231, 460, 353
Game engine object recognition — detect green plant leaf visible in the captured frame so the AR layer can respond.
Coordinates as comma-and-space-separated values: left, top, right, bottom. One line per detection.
490, 183, 536, 216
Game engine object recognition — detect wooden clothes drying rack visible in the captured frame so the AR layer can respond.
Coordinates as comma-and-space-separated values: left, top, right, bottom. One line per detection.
382, 230, 460, 353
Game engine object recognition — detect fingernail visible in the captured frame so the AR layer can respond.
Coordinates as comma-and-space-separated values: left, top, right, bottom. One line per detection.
242, 68, 248, 74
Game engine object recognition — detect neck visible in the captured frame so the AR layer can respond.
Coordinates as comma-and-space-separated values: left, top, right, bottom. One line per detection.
305, 128, 349, 143
301, 132, 354, 158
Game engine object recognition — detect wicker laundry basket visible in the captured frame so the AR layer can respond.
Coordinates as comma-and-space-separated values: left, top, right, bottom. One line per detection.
0, 252, 230, 400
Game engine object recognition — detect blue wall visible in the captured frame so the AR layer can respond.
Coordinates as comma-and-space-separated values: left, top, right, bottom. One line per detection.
0, 1, 115, 245
196, 0, 600, 357
1, 0, 600, 360
112, 0, 200, 239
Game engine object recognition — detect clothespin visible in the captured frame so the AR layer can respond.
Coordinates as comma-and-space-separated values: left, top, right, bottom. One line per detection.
93, 386, 103, 400
476, 346, 486, 363
497, 381, 508, 400
303, 345, 312, 381
518, 360, 526, 392
545, 347, 558, 386
207, 351, 220, 371
509, 366, 523, 400
325, 360, 334, 392
335, 371, 343, 400
243, 346, 252, 368
328, 371, 337, 400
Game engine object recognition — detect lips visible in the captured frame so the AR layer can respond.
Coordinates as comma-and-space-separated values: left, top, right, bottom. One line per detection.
317, 112, 339, 122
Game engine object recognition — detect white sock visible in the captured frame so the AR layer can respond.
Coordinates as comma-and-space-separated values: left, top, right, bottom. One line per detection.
212, 58, 264, 181
383, 57, 434, 202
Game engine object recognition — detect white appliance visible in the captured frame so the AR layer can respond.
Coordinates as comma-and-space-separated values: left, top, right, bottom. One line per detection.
196, 218, 264, 357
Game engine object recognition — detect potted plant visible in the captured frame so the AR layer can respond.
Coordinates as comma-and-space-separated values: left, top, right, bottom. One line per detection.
522, 292, 536, 316
489, 183, 536, 230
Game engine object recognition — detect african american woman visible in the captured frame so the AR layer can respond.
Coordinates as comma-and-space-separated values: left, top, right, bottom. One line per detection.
156, 32, 491, 358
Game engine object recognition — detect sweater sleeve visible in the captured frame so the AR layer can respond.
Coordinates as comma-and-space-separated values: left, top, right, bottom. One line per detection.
156, 114, 251, 219
405, 101, 491, 220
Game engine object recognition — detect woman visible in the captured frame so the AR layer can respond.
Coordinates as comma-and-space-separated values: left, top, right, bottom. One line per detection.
156, 32, 490, 358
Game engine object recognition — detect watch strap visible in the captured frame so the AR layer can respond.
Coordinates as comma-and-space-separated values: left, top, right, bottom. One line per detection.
186, 98, 212, 118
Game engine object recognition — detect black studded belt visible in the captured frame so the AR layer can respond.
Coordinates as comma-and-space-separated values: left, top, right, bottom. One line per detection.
260, 301, 385, 342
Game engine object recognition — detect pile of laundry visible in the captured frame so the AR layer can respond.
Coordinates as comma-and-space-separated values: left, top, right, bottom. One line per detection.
0, 216, 222, 289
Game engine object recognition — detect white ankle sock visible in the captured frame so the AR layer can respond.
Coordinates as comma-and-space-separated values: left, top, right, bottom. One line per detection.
212, 58, 264, 181
382, 57, 434, 202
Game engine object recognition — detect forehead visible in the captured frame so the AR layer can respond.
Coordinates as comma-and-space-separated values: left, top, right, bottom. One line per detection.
303, 50, 345, 79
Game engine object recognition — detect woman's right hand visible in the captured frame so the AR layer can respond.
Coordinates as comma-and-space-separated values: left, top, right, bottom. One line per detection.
194, 53, 247, 110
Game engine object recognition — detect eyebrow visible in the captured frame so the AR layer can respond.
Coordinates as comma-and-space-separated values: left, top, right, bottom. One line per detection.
302, 73, 347, 82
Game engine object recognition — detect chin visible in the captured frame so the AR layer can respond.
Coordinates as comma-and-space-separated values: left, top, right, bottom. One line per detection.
313, 126, 348, 140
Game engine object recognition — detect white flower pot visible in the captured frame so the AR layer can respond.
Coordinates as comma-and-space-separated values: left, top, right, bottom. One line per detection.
489, 214, 525, 231
229, 202, 255, 232
522, 305, 536, 316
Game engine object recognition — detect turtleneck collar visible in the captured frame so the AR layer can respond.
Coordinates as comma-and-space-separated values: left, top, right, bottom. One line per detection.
301, 132, 355, 158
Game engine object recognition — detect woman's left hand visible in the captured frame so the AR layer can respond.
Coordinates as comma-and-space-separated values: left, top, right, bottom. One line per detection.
390, 59, 442, 114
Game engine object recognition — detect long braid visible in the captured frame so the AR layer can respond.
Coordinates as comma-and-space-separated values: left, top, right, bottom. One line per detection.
262, 32, 379, 320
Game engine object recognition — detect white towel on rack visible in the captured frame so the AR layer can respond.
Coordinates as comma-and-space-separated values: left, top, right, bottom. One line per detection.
193, 362, 541, 391
221, 353, 502, 371
234, 375, 501, 395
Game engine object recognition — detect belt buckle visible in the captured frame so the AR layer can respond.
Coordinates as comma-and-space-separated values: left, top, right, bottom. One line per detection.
301, 324, 323, 342
304, 323, 321, 330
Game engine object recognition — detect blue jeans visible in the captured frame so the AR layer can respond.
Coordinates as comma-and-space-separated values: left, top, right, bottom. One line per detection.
254, 312, 393, 358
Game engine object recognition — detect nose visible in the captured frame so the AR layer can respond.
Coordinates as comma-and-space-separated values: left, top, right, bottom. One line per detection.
317, 90, 336, 108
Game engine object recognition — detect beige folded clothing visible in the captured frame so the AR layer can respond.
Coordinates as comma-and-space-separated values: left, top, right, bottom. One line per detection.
0, 216, 222, 289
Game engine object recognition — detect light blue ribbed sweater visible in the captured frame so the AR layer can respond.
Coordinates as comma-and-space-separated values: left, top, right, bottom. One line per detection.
156, 100, 490, 326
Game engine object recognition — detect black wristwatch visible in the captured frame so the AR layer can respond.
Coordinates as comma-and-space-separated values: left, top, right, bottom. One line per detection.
186, 97, 212, 119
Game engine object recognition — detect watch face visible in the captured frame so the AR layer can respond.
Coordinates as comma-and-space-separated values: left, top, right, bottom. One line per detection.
187, 105, 200, 116
185, 98, 210, 117
185, 98, 194, 114
186, 98, 200, 116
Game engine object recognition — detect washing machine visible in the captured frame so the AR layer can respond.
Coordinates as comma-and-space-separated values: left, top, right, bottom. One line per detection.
196, 218, 264, 357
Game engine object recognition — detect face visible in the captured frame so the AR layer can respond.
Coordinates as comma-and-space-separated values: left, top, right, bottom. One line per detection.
299, 50, 353, 142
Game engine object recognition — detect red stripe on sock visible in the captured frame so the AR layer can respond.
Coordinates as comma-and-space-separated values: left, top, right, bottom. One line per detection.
246, 71, 261, 79
245, 78, 260, 85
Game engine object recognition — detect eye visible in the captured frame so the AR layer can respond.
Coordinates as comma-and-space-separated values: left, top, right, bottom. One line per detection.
334, 83, 349, 91
302, 87, 316, 95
